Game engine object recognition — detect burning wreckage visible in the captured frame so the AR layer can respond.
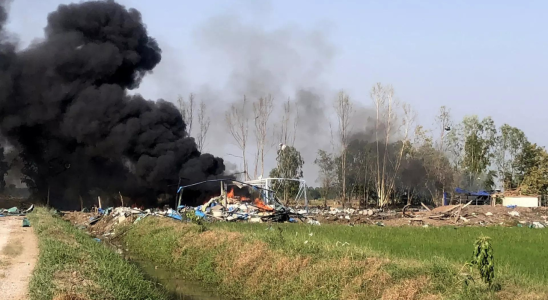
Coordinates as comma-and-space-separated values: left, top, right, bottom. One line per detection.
78, 178, 320, 228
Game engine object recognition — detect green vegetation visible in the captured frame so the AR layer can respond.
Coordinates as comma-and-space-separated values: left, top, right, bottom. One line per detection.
215, 222, 548, 284
124, 218, 548, 300
471, 237, 495, 287
28, 207, 168, 300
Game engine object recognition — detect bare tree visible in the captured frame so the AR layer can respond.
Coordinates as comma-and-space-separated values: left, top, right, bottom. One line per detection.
334, 91, 353, 208
371, 83, 414, 207
178, 94, 195, 135
433, 106, 453, 204
253, 95, 274, 178
196, 100, 211, 152
226, 96, 249, 180
279, 99, 298, 147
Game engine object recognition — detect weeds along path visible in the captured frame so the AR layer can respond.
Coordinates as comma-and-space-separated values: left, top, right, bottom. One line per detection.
0, 216, 39, 300
27, 208, 169, 300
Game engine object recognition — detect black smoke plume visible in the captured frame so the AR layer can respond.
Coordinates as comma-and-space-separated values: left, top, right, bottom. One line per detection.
0, 1, 227, 209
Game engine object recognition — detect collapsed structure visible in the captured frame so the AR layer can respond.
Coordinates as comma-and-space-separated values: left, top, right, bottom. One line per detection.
71, 178, 317, 229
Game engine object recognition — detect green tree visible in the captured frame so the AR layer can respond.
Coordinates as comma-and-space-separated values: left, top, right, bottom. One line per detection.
514, 142, 548, 195
493, 124, 527, 190
269, 146, 305, 204
483, 170, 497, 190
461, 116, 496, 189
407, 125, 454, 205
306, 187, 322, 200
314, 149, 337, 207
471, 236, 495, 287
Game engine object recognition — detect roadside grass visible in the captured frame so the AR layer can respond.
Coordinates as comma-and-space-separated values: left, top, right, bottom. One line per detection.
28, 207, 169, 300
125, 218, 548, 300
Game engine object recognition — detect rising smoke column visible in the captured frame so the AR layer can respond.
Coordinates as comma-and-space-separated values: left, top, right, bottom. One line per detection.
0, 1, 226, 208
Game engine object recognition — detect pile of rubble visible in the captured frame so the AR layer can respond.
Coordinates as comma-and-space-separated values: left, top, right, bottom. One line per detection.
60, 192, 548, 234
299, 207, 389, 225
62, 196, 320, 235
402, 201, 548, 228
301, 201, 548, 228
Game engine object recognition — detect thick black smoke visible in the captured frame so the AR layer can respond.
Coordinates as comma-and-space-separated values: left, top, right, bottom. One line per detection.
0, 1, 226, 209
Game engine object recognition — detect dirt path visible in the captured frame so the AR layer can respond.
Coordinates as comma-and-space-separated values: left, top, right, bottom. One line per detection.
0, 216, 39, 300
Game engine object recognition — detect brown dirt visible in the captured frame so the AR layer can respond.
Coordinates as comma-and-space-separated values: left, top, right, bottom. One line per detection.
314, 205, 548, 227
62, 211, 93, 226
61, 211, 137, 237
381, 276, 429, 300
52, 294, 89, 300
0, 216, 39, 300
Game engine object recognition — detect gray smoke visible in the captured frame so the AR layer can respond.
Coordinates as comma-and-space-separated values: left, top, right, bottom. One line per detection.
191, 8, 338, 183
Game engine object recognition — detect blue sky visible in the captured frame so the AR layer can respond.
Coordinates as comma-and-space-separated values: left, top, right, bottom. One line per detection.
5, 0, 547, 183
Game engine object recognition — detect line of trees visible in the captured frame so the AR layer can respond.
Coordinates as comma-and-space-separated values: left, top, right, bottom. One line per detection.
178, 83, 547, 208
316, 84, 547, 208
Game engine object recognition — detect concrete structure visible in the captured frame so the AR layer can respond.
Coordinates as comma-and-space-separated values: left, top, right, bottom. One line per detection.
502, 196, 540, 208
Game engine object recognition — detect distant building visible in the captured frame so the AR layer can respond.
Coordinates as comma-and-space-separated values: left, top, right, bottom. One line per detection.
502, 196, 540, 208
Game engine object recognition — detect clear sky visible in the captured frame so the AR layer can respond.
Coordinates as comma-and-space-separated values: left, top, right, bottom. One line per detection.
4, 0, 547, 184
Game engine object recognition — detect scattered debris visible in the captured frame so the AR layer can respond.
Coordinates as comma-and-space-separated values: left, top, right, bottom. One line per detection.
531, 222, 545, 229
509, 211, 520, 217
301, 201, 548, 228
52, 181, 548, 235
0, 204, 34, 217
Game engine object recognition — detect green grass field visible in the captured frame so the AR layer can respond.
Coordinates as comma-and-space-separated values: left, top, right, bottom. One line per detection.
28, 208, 169, 300
124, 218, 548, 300
214, 223, 548, 284
25, 207, 548, 300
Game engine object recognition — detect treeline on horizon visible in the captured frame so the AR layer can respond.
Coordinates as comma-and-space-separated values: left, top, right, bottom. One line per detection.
187, 83, 547, 208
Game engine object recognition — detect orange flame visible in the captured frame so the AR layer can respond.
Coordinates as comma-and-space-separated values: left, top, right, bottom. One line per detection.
254, 198, 274, 211
227, 188, 234, 198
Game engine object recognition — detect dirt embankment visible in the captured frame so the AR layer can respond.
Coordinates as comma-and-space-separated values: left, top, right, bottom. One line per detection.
0, 216, 39, 300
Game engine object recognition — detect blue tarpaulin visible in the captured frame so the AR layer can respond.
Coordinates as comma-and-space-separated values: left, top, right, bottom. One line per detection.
167, 209, 183, 221
455, 187, 491, 196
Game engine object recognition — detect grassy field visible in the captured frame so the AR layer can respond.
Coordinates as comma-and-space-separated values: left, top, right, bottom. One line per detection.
124, 218, 548, 300
28, 208, 169, 300
215, 223, 548, 284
